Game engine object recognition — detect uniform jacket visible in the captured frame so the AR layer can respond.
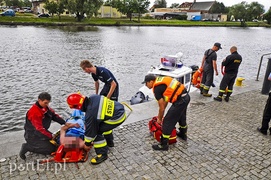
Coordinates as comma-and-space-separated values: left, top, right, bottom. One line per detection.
24, 102, 65, 141
222, 51, 242, 74
81, 95, 125, 144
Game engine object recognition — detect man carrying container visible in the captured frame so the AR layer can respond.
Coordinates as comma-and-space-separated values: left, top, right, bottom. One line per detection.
142, 74, 190, 151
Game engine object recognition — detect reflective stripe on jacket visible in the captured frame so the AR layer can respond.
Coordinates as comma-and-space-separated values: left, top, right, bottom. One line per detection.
153, 76, 185, 103
82, 95, 125, 143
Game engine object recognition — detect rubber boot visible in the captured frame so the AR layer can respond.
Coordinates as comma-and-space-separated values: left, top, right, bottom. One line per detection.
225, 92, 232, 102
19, 143, 34, 160
202, 88, 212, 97
199, 87, 203, 94
224, 96, 229, 102
152, 136, 169, 151
214, 96, 222, 102
177, 126, 188, 141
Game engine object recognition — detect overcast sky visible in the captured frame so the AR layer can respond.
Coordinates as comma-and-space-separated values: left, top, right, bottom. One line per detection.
156, 0, 271, 11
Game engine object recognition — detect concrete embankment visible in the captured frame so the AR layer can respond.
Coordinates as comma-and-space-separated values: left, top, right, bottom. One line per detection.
1, 78, 271, 179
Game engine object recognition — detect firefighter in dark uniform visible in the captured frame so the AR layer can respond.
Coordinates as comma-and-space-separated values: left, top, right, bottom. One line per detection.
80, 60, 119, 147
214, 46, 242, 102
19, 92, 66, 160
66, 93, 126, 164
257, 72, 271, 135
200, 42, 221, 97
143, 74, 190, 151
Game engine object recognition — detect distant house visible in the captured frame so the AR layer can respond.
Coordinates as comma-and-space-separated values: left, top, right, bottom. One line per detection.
178, 2, 193, 11
189, 1, 215, 13
150, 1, 227, 21
32, 0, 47, 14
98, 6, 123, 18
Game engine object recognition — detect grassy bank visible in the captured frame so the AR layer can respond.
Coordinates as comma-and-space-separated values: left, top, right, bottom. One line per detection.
0, 13, 270, 27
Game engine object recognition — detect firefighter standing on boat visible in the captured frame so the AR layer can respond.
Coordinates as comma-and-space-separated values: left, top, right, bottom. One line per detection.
143, 74, 190, 150
66, 93, 126, 164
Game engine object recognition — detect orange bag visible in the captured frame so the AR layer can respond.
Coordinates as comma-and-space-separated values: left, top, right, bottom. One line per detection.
148, 116, 177, 144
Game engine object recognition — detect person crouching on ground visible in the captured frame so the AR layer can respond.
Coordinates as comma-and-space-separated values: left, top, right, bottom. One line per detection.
19, 92, 67, 160
143, 74, 190, 151
66, 93, 126, 164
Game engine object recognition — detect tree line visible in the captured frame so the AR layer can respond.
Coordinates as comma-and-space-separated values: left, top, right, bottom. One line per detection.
1, 0, 271, 23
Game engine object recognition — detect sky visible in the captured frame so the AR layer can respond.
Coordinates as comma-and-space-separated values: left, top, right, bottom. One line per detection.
154, 0, 271, 11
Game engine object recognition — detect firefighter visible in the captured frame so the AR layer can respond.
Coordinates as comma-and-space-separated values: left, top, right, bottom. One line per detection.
80, 60, 119, 147
66, 93, 126, 164
200, 42, 221, 97
214, 46, 242, 102
143, 74, 190, 151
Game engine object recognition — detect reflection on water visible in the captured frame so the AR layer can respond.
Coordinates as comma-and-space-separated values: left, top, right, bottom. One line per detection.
47, 26, 99, 32
0, 25, 271, 133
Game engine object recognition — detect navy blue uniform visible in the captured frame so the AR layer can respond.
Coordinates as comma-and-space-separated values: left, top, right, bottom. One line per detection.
218, 51, 242, 98
81, 95, 126, 155
91, 66, 119, 101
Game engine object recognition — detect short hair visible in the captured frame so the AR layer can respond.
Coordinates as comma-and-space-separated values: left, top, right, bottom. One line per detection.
80, 60, 93, 69
231, 46, 237, 51
38, 92, 51, 101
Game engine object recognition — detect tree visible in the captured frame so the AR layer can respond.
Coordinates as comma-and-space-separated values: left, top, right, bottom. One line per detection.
228, 1, 265, 21
44, 0, 65, 19
228, 2, 248, 21
4, 0, 23, 8
209, 1, 228, 14
264, 7, 271, 24
22, 0, 32, 7
111, 0, 149, 21
153, 0, 166, 8
134, 0, 150, 22
169, 3, 179, 8
63, 0, 103, 21
246, 1, 265, 20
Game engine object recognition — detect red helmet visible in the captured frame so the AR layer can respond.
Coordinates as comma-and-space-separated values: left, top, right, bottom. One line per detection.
67, 93, 85, 109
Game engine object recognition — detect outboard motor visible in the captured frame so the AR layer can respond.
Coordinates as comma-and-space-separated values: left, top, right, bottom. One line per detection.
130, 91, 149, 105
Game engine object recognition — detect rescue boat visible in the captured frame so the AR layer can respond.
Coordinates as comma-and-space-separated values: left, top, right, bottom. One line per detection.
130, 52, 198, 105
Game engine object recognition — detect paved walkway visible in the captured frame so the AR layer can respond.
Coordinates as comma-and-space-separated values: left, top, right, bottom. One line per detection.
1, 82, 271, 179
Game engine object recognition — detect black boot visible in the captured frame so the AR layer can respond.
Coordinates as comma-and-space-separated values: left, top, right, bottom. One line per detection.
19, 143, 33, 160
199, 87, 203, 94
224, 96, 229, 102
152, 136, 169, 151
214, 96, 222, 102
177, 126, 188, 141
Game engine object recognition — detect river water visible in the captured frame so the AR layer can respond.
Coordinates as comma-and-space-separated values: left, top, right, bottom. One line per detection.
0, 25, 271, 133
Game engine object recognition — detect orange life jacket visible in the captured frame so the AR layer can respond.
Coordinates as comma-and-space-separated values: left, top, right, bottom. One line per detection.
153, 76, 185, 103
192, 67, 203, 89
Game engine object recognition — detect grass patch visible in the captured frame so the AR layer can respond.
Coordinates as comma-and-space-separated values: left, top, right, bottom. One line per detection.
0, 14, 270, 27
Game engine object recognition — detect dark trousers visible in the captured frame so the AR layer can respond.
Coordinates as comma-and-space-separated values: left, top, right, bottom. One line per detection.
100, 84, 119, 101
261, 92, 271, 131
94, 121, 124, 155
201, 69, 214, 88
162, 94, 190, 136
218, 73, 237, 97
26, 139, 57, 155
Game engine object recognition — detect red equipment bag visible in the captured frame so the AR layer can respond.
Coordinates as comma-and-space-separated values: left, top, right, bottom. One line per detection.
148, 116, 177, 144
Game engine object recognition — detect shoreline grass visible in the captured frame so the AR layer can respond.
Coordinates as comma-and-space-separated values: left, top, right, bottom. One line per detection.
0, 14, 270, 27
